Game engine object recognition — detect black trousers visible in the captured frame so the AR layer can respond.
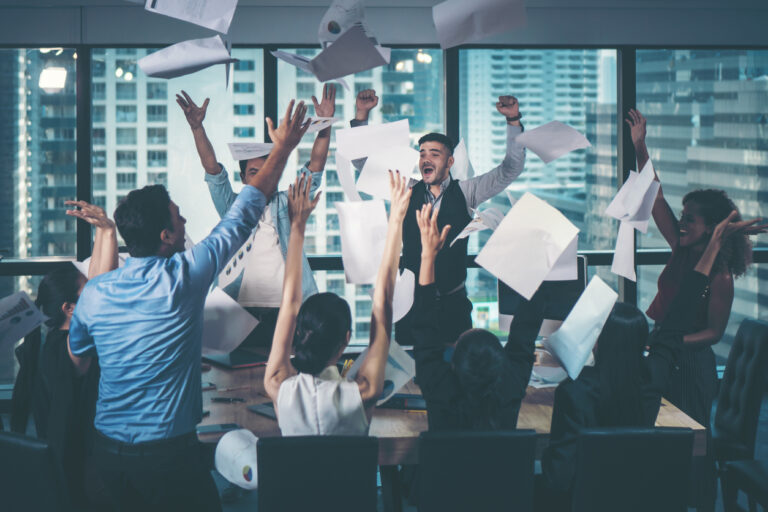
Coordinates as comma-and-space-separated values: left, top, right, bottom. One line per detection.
92, 431, 221, 512
396, 287, 473, 347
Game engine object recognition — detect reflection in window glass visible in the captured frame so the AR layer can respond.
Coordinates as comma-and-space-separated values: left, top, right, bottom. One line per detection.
0, 48, 78, 258
636, 50, 768, 361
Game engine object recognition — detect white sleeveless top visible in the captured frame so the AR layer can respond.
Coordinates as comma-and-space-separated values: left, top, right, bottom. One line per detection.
276, 366, 369, 436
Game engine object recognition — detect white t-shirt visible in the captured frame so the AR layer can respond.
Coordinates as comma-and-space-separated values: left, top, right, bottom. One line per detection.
276, 366, 370, 436
218, 208, 285, 307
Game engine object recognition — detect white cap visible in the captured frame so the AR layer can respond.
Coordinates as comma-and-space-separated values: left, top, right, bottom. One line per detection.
215, 429, 259, 490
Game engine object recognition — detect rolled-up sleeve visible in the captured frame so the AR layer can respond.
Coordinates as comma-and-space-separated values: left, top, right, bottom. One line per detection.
204, 165, 238, 218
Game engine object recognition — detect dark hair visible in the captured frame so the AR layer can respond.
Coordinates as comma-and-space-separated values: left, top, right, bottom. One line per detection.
595, 302, 648, 426
238, 159, 248, 175
452, 329, 514, 430
683, 189, 752, 277
418, 133, 455, 155
37, 267, 84, 329
292, 293, 352, 375
114, 185, 172, 257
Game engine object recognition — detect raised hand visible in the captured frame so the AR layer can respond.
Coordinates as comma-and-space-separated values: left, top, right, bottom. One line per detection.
711, 211, 768, 247
496, 95, 520, 120
312, 83, 337, 118
416, 202, 451, 258
288, 173, 321, 227
65, 200, 115, 230
625, 108, 647, 147
355, 88, 379, 121
388, 170, 412, 223
266, 100, 311, 150
175, 90, 209, 130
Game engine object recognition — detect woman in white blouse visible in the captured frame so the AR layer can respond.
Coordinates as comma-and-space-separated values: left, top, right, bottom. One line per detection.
264, 171, 412, 434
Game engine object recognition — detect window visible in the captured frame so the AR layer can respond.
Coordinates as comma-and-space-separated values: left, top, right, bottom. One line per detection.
92, 82, 106, 100
147, 127, 166, 144
355, 300, 372, 317
326, 235, 341, 253
147, 172, 168, 187
116, 105, 137, 122
234, 82, 255, 93
116, 172, 137, 190
147, 150, 167, 167
234, 104, 255, 115
235, 60, 255, 71
93, 59, 105, 77
147, 105, 166, 122
327, 279, 345, 296
326, 170, 340, 187
297, 82, 316, 99
233, 126, 255, 138
116, 127, 136, 145
115, 59, 137, 76
116, 150, 137, 168
92, 196, 106, 209
93, 105, 105, 123
92, 150, 106, 168
93, 128, 106, 146
116, 82, 136, 100
93, 173, 107, 191
146, 82, 167, 100
326, 214, 339, 231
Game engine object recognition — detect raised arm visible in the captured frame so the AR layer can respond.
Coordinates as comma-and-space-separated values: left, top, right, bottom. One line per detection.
460, 95, 525, 210
626, 109, 679, 248
355, 172, 412, 410
307, 83, 336, 173
65, 200, 119, 279
264, 174, 321, 402
353, 88, 378, 125
176, 91, 219, 176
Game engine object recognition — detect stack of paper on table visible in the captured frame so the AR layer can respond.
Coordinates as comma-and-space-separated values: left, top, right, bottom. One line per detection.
0, 292, 48, 353
515, 121, 592, 164
432, 0, 527, 49
144, 0, 239, 34
138, 35, 236, 80
475, 192, 579, 300
335, 199, 389, 284
227, 143, 273, 162
346, 341, 416, 405
541, 276, 618, 380
605, 159, 660, 281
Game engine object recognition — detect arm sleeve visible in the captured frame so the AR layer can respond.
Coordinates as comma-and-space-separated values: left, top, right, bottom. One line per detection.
503, 294, 543, 402
412, 283, 456, 401
204, 164, 238, 218
541, 382, 588, 493
183, 185, 266, 290
68, 300, 96, 357
458, 124, 525, 212
305, 165, 323, 194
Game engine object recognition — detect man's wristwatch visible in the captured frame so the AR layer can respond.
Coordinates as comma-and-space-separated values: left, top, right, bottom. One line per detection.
506, 114, 522, 123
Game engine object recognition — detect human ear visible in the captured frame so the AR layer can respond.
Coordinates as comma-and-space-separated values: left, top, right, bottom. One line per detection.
61, 302, 76, 319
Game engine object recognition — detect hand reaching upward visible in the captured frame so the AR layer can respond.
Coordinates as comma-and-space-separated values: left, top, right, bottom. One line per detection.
176, 90, 209, 130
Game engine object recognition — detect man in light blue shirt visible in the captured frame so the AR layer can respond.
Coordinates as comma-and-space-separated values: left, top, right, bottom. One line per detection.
67, 100, 310, 511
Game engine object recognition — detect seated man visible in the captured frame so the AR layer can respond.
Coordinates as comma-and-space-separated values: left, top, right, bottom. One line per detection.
353, 89, 527, 346
66, 101, 310, 511
176, 85, 336, 347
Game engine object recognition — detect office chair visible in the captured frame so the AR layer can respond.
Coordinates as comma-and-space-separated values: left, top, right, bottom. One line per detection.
257, 435, 378, 512
722, 459, 768, 512
0, 430, 71, 512
418, 430, 537, 512
571, 427, 693, 512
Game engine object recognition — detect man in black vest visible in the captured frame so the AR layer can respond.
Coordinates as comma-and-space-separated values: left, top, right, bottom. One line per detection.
353, 91, 525, 346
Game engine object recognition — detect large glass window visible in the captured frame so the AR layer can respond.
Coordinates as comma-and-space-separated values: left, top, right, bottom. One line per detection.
636, 49, 768, 362
0, 276, 41, 386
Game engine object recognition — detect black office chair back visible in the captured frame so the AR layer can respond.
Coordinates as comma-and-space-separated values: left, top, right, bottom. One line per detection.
257, 435, 378, 512
0, 430, 71, 512
714, 318, 768, 461
418, 429, 537, 512
571, 427, 693, 512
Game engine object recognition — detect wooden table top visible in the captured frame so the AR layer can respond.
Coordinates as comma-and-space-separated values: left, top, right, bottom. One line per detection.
198, 363, 706, 465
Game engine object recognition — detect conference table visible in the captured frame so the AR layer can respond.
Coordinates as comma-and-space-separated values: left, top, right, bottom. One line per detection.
197, 363, 705, 512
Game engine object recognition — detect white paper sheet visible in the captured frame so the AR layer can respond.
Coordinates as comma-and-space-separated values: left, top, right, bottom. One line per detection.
515, 121, 592, 164
544, 236, 578, 281
541, 276, 618, 380
318, 0, 370, 48
450, 207, 504, 247
450, 138, 475, 181
144, 0, 238, 34
335, 153, 362, 201
611, 221, 637, 281
0, 292, 48, 354
529, 365, 568, 389
202, 287, 259, 355
476, 192, 579, 300
367, 269, 415, 324
72, 253, 129, 278
138, 35, 237, 80
432, 0, 527, 49
227, 143, 273, 162
605, 160, 660, 233
271, 51, 351, 91
356, 146, 419, 200
336, 119, 411, 161
346, 340, 416, 405
335, 200, 388, 284
305, 116, 341, 134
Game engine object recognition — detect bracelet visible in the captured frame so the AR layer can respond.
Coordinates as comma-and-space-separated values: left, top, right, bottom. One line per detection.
506, 114, 522, 123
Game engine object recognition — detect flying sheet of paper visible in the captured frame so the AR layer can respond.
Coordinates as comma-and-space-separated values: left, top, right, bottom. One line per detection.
515, 121, 591, 164
201, 287, 259, 355
347, 340, 416, 405
356, 146, 419, 200
144, 0, 238, 34
336, 119, 411, 161
451, 138, 475, 181
432, 0, 527, 49
138, 35, 237, 80
544, 236, 578, 281
611, 221, 636, 281
305, 117, 341, 134
542, 276, 618, 380
336, 200, 388, 284
0, 292, 48, 354
506, 189, 518, 207
335, 153, 362, 201
318, 0, 370, 48
605, 160, 660, 233
367, 269, 415, 324
271, 51, 351, 91
450, 207, 505, 247
72, 253, 129, 278
227, 143, 273, 162
476, 192, 579, 300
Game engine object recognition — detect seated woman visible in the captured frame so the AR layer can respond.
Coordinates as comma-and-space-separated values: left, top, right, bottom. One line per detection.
411, 203, 544, 431
263, 171, 411, 433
